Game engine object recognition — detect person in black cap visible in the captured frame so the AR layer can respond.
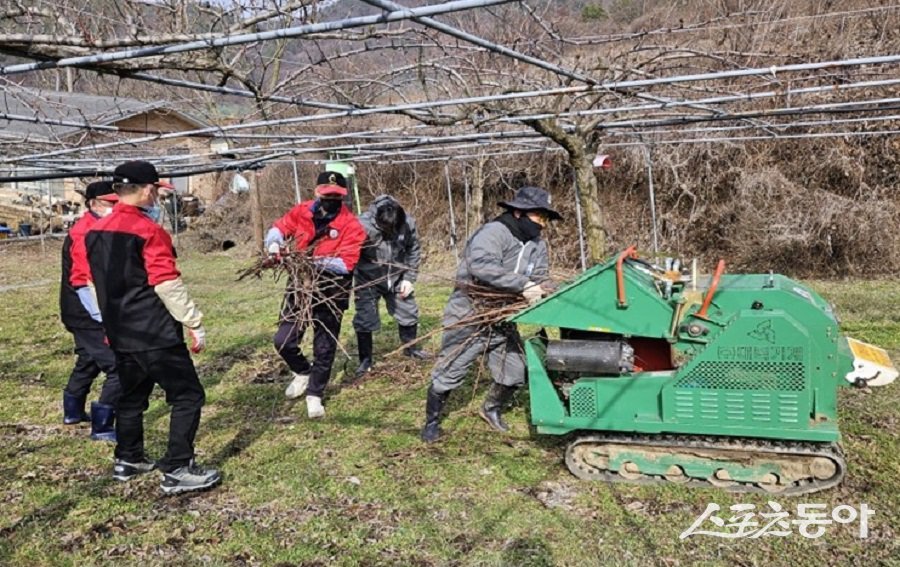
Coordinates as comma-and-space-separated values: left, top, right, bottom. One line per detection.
420, 186, 560, 443
59, 180, 121, 441
265, 171, 366, 418
86, 160, 219, 494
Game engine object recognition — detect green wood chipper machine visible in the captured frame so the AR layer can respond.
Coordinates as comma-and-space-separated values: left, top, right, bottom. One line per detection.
511, 247, 897, 495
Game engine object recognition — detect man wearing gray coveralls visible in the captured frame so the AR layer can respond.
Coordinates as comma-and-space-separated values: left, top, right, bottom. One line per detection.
421, 186, 560, 443
353, 195, 430, 378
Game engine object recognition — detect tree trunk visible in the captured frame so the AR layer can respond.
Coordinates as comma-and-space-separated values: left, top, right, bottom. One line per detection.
572, 152, 606, 264
524, 118, 607, 264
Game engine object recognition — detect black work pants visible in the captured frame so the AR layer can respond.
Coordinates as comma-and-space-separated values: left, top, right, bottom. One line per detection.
114, 344, 205, 472
64, 326, 121, 405
273, 274, 350, 398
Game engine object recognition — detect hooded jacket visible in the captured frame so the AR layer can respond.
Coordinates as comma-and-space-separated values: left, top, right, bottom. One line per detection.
441, 218, 549, 327
355, 195, 422, 288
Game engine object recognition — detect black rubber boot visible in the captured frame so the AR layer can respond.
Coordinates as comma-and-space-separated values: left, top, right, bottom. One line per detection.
479, 383, 517, 433
63, 391, 89, 425
355, 331, 373, 378
420, 385, 449, 443
399, 324, 431, 360
90, 401, 117, 442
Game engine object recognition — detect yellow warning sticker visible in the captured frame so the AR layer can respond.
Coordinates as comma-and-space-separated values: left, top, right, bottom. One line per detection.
847, 338, 895, 369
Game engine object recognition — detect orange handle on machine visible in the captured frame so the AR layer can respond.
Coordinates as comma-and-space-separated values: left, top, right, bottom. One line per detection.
697, 259, 726, 319
616, 245, 638, 307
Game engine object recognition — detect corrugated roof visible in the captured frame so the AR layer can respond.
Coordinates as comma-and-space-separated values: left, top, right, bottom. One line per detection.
0, 87, 210, 142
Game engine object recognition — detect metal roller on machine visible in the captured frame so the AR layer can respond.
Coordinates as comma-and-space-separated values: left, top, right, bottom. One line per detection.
544, 340, 634, 374
511, 246, 897, 495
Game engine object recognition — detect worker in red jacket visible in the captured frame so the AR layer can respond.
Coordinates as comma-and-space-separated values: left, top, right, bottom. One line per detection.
266, 171, 365, 419
86, 160, 220, 495
59, 180, 120, 441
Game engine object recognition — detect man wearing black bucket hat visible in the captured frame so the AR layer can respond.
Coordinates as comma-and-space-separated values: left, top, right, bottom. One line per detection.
86, 160, 219, 495
59, 180, 121, 441
421, 186, 561, 443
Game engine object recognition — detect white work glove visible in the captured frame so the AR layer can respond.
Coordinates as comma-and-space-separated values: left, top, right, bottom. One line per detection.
522, 281, 544, 305
264, 227, 285, 258
397, 280, 414, 299
188, 325, 206, 354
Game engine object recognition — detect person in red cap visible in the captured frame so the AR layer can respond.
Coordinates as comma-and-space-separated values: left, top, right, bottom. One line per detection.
59, 180, 121, 441
266, 170, 366, 418
86, 160, 219, 495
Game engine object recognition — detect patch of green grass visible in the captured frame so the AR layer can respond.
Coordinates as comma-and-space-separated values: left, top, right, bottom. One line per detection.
1, 243, 898, 565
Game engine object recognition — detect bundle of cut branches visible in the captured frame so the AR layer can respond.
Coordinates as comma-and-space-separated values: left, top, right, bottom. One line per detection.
237, 250, 338, 325
385, 281, 531, 357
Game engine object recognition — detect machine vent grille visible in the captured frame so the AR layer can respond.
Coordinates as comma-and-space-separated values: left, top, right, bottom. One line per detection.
674, 361, 805, 391
569, 387, 597, 418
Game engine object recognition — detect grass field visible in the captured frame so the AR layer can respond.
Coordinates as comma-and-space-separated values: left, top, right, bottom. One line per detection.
1, 241, 898, 566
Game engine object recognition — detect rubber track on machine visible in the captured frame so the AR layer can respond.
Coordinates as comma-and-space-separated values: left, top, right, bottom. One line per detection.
565, 433, 846, 496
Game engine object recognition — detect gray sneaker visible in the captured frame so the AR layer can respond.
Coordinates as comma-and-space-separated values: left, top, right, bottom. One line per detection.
160, 461, 221, 495
113, 458, 156, 482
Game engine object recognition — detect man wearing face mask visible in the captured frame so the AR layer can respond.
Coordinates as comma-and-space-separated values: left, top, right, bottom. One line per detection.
266, 171, 366, 418
421, 186, 560, 443
59, 180, 121, 441
352, 195, 429, 379
86, 160, 219, 495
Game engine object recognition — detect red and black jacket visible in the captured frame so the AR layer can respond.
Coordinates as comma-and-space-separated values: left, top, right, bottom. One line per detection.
60, 211, 102, 330
86, 203, 183, 352
273, 200, 365, 273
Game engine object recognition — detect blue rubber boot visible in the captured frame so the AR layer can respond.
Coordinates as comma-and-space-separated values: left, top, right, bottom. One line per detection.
89, 401, 117, 442
63, 392, 90, 425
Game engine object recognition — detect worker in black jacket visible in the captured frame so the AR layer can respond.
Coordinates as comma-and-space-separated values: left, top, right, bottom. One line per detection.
86, 160, 220, 495
59, 181, 120, 441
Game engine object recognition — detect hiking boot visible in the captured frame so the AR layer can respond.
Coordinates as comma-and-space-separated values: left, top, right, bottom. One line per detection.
113, 458, 156, 482
63, 392, 89, 425
306, 395, 325, 419
160, 461, 221, 495
355, 331, 373, 378
399, 324, 431, 360
285, 372, 309, 399
90, 401, 116, 443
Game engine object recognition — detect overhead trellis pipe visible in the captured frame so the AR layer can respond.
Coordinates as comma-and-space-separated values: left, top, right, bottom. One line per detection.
0, 0, 518, 75
5, 65, 900, 165
11, 121, 896, 182
0, 151, 293, 183
500, 77, 900, 124
10, 102, 900, 171
348, 126, 900, 164
22, 106, 900, 167
6, 92, 900, 170
6, 68, 900, 167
